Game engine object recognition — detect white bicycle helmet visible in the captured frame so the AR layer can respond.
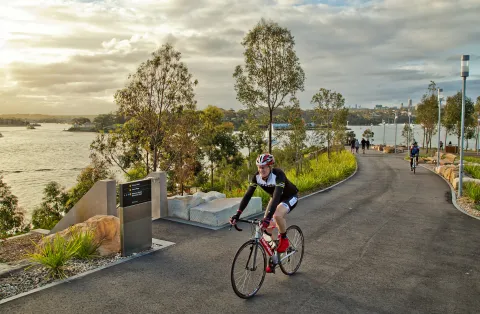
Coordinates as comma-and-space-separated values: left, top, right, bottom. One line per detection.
256, 153, 275, 166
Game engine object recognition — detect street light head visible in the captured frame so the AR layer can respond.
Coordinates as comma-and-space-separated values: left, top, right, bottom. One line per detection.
461, 55, 469, 77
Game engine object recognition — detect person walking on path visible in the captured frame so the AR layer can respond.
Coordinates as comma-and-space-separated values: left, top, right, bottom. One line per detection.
366, 139, 370, 150
350, 138, 356, 153
355, 139, 360, 154
361, 138, 366, 154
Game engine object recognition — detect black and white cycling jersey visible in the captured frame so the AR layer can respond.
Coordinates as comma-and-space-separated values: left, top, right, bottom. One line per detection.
238, 168, 299, 219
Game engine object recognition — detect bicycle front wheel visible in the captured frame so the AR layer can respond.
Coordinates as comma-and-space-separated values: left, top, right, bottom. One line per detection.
230, 240, 267, 299
279, 225, 304, 275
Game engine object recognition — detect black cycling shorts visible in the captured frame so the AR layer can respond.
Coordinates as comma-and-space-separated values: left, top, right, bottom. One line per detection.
280, 194, 299, 213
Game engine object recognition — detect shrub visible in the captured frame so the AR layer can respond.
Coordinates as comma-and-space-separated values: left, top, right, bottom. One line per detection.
70, 227, 102, 260
0, 176, 26, 238
31, 182, 69, 230
464, 165, 480, 179
28, 232, 82, 279
464, 181, 480, 203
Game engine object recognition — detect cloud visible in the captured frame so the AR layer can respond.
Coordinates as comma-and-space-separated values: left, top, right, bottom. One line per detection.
0, 0, 479, 114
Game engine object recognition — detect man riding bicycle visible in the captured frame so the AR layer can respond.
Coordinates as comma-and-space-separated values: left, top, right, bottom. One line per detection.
410, 141, 420, 171
229, 153, 299, 271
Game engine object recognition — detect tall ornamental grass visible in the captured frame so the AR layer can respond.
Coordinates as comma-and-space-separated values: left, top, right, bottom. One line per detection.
226, 151, 356, 208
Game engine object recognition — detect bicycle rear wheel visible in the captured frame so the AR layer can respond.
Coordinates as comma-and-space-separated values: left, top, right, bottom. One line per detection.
279, 225, 304, 275
230, 240, 267, 299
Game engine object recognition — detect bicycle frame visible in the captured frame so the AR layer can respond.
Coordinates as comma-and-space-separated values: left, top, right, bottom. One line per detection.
231, 219, 297, 265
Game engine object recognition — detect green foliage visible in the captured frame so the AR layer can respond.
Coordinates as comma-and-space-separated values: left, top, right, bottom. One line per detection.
125, 163, 148, 182
67, 156, 112, 209
362, 129, 374, 140
224, 151, 356, 209
0, 176, 25, 237
287, 151, 356, 193
464, 182, 480, 203
464, 165, 480, 179
233, 18, 305, 153
92, 43, 198, 176
71, 117, 91, 125
31, 182, 69, 230
93, 113, 116, 131
311, 88, 347, 159
199, 106, 241, 189
443, 91, 475, 146
401, 124, 413, 145
70, 227, 102, 260
28, 232, 82, 279
464, 156, 480, 164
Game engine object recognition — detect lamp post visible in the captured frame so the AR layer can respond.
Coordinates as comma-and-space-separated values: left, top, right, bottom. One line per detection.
408, 110, 412, 147
459, 55, 469, 197
394, 111, 398, 154
477, 114, 480, 155
383, 120, 386, 145
436, 88, 443, 168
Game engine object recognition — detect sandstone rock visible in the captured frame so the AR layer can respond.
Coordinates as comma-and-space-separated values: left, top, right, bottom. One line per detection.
42, 215, 120, 256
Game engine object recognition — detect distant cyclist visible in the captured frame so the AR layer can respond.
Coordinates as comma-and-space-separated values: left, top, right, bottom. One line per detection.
410, 141, 420, 171
229, 153, 299, 272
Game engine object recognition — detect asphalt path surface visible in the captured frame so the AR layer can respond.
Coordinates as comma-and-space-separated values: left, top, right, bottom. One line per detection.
2, 151, 480, 313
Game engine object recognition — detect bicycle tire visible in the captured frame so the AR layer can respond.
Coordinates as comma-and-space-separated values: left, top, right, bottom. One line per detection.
279, 225, 304, 275
230, 240, 267, 299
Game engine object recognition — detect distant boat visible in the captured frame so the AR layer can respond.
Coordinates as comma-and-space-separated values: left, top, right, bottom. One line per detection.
26, 125, 35, 129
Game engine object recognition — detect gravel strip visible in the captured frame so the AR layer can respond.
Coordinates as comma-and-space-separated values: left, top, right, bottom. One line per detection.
0, 244, 162, 301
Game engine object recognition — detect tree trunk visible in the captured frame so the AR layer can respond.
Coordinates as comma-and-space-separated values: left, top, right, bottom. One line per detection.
327, 125, 331, 160
153, 146, 158, 171
210, 162, 214, 190
180, 155, 183, 196
422, 128, 425, 148
269, 110, 273, 154
146, 151, 149, 175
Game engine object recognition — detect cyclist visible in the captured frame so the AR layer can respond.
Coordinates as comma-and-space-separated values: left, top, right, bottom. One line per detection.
410, 141, 420, 171
229, 153, 299, 266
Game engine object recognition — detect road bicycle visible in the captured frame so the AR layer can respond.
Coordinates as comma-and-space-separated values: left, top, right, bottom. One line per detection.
229, 218, 304, 299
411, 156, 418, 174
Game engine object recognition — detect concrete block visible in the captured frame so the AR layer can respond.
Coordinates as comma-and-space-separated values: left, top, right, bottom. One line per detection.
50, 180, 117, 234
189, 197, 262, 227
31, 229, 50, 235
146, 171, 168, 219
167, 195, 192, 220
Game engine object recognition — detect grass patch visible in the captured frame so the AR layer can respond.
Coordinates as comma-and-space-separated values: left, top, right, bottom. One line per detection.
464, 165, 480, 179
463, 181, 480, 204
287, 151, 356, 195
27, 226, 101, 279
225, 150, 356, 209
27, 233, 82, 279
70, 227, 102, 260
464, 156, 480, 164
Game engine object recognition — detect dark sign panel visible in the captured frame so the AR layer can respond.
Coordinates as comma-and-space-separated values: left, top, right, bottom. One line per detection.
120, 179, 152, 207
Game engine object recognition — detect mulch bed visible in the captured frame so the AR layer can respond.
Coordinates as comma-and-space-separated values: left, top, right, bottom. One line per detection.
0, 233, 44, 264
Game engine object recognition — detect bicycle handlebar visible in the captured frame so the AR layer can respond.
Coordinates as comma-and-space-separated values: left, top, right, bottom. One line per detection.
229, 218, 262, 232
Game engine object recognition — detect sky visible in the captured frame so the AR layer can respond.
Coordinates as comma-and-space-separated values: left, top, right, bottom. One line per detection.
0, 0, 479, 115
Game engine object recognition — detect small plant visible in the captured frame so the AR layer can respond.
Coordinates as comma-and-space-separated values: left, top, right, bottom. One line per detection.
70, 227, 102, 260
464, 181, 480, 203
28, 233, 82, 279
464, 165, 480, 180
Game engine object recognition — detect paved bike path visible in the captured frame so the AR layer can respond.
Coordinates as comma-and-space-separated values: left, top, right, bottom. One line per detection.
3, 151, 480, 313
